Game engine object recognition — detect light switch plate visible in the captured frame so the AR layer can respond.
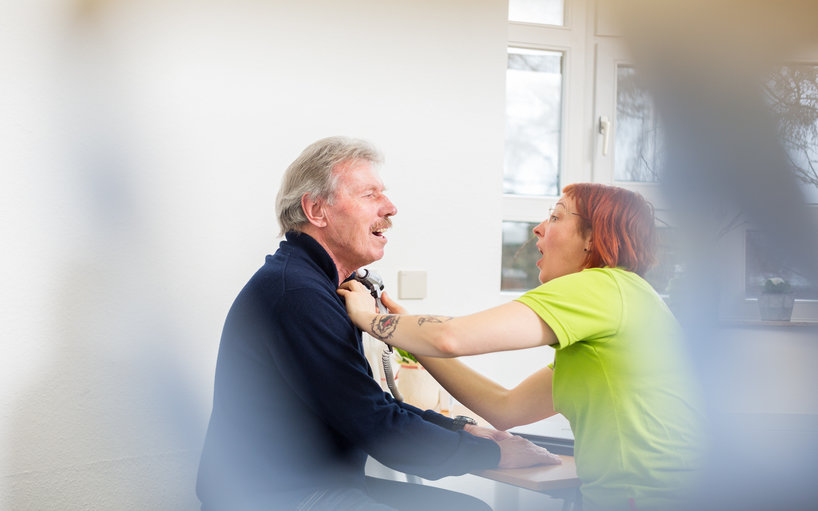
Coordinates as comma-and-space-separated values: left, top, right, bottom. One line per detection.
398, 270, 427, 300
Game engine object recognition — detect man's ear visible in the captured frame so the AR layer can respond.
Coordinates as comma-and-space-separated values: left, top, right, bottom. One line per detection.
301, 193, 328, 228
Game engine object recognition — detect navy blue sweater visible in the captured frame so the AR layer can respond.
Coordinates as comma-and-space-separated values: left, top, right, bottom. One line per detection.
196, 232, 500, 509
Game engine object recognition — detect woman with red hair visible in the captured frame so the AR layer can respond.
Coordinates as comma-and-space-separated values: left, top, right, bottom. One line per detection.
339, 183, 705, 511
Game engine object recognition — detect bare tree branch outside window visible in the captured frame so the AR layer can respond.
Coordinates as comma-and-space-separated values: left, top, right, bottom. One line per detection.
765, 64, 818, 200
615, 66, 663, 183
504, 48, 563, 196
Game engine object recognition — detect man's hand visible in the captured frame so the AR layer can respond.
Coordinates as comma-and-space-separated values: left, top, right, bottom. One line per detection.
496, 435, 562, 469
464, 423, 513, 442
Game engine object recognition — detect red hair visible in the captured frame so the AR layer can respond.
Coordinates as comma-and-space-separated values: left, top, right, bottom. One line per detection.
562, 183, 656, 276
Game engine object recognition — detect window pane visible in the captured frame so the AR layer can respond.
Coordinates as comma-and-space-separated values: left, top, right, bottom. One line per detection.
643, 227, 680, 296
504, 48, 563, 196
766, 64, 818, 203
745, 230, 818, 299
508, 0, 564, 26
501, 221, 541, 292
503, 222, 682, 296
615, 66, 663, 182
502, 223, 683, 296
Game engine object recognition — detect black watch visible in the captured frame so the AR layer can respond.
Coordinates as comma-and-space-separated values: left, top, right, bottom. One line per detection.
451, 415, 477, 431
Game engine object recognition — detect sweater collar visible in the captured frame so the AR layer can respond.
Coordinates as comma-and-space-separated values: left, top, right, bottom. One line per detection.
284, 231, 343, 286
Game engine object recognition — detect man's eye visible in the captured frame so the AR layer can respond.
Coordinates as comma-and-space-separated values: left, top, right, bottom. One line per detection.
550, 215, 558, 222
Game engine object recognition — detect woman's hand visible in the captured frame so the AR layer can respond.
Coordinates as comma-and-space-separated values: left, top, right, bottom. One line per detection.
381, 291, 407, 314
337, 280, 378, 329
338, 282, 409, 326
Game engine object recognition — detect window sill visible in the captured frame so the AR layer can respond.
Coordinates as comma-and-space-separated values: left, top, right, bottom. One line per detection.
719, 319, 818, 328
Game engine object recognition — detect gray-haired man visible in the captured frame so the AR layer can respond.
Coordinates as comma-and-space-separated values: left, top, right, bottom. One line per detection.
197, 136, 557, 510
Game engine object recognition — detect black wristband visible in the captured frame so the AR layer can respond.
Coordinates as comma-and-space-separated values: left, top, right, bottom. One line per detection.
451, 415, 477, 431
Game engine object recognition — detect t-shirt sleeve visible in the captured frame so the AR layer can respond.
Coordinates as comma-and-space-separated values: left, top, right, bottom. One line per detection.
514, 269, 623, 348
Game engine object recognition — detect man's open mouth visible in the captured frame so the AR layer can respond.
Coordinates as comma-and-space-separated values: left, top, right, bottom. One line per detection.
371, 220, 391, 237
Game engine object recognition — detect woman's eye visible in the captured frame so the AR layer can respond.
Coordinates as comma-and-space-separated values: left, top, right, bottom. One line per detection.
550, 215, 558, 222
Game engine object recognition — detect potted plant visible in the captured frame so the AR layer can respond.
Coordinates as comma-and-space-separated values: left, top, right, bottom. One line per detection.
758, 277, 795, 321
394, 348, 441, 410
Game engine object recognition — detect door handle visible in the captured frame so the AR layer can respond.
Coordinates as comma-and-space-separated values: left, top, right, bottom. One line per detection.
599, 115, 611, 156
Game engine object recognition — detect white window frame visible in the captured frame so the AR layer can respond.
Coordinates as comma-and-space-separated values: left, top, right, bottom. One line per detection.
500, 0, 591, 300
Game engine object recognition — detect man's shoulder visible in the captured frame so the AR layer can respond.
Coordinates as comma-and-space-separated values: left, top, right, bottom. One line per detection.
225, 258, 348, 342
243, 255, 335, 306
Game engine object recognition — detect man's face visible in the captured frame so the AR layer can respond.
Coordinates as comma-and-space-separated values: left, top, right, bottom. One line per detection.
321, 159, 397, 274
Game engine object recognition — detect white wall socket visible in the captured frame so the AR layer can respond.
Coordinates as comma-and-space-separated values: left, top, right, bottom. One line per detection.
398, 270, 427, 300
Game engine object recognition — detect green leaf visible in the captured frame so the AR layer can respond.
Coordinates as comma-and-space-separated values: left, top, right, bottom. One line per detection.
394, 348, 418, 364
762, 277, 792, 294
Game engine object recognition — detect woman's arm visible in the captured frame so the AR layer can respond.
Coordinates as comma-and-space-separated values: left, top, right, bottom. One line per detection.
357, 290, 557, 431
419, 357, 557, 431
337, 280, 557, 357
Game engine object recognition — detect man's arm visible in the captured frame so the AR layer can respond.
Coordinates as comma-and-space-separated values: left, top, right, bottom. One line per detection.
394, 397, 560, 468
272, 289, 503, 479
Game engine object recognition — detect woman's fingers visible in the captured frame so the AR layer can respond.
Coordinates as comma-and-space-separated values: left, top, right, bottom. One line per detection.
381, 291, 407, 314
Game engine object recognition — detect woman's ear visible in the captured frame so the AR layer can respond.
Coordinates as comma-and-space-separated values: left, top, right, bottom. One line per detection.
301, 193, 328, 228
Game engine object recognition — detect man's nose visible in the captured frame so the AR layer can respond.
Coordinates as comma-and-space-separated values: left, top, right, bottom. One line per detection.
382, 196, 397, 217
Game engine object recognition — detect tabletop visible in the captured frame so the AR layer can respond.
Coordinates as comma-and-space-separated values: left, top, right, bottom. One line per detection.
473, 454, 580, 492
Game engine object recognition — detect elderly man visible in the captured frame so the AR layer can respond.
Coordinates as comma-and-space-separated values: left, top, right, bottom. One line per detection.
196, 137, 558, 510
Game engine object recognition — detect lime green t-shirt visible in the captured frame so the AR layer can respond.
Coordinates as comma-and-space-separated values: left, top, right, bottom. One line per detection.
516, 268, 706, 511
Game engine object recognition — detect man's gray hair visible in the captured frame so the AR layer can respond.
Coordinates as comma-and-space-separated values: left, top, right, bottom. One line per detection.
275, 136, 383, 236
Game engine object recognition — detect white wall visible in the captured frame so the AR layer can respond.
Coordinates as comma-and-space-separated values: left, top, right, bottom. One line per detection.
2, 1, 816, 510
0, 0, 521, 509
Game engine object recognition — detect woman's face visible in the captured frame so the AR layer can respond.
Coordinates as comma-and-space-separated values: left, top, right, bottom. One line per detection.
533, 195, 591, 284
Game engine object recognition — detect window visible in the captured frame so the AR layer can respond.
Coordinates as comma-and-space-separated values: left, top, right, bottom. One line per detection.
508, 0, 564, 27
593, 44, 666, 207
642, 226, 680, 296
740, 64, 818, 308
501, 221, 540, 291
500, 0, 588, 293
595, 38, 818, 319
500, 2, 817, 320
615, 65, 663, 183
504, 48, 563, 197
766, 64, 818, 203
746, 230, 818, 300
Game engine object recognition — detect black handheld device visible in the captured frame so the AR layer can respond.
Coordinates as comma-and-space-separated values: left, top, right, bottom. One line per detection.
353, 268, 403, 402
353, 268, 385, 313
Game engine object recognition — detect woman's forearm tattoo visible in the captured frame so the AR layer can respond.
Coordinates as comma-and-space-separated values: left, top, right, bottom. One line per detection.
417, 315, 453, 326
369, 315, 453, 341
370, 315, 399, 341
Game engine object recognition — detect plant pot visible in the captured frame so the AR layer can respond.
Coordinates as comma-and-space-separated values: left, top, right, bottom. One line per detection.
396, 364, 440, 410
758, 293, 794, 321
